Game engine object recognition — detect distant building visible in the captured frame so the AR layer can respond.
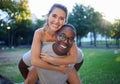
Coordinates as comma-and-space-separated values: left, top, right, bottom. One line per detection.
81, 32, 113, 42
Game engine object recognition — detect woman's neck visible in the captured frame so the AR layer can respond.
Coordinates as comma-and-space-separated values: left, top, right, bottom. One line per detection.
46, 27, 56, 36
43, 27, 56, 42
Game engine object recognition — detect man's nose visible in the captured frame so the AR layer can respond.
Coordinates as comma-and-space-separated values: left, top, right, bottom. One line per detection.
64, 38, 69, 43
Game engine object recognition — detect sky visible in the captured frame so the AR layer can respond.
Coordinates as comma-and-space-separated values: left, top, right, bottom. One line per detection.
28, 0, 120, 23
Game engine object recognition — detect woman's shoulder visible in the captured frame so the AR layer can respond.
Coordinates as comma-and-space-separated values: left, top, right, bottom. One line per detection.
35, 27, 44, 32
34, 27, 47, 41
34, 27, 45, 35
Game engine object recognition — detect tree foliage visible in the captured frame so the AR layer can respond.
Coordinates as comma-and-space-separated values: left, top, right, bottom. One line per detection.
68, 4, 91, 46
0, 0, 32, 46
111, 19, 120, 46
68, 4, 104, 46
111, 20, 120, 39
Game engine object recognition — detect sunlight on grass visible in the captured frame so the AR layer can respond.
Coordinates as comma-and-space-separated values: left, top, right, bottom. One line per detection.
116, 56, 120, 62
79, 48, 120, 84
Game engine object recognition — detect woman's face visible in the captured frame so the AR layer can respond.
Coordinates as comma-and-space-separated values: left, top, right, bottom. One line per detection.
47, 8, 66, 32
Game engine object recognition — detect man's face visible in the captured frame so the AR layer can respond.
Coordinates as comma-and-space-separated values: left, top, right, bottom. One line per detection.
55, 27, 75, 55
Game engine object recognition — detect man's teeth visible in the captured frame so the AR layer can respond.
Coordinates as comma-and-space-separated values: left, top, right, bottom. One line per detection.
60, 45, 67, 48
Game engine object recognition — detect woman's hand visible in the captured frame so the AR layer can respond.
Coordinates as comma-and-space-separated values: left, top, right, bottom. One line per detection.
40, 53, 54, 63
58, 65, 72, 74
40, 53, 72, 74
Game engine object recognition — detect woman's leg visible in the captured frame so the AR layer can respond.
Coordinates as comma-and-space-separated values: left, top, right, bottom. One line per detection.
67, 68, 81, 84
67, 59, 84, 84
24, 67, 38, 84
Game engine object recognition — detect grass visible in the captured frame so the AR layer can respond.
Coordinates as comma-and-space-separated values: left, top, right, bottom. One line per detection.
78, 48, 120, 84
81, 40, 116, 45
0, 48, 29, 83
0, 47, 120, 84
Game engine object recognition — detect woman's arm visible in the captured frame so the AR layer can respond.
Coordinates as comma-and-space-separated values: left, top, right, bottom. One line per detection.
41, 43, 78, 65
31, 29, 42, 67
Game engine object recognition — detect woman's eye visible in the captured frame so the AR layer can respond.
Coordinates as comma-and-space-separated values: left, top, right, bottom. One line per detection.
52, 14, 57, 18
59, 17, 64, 20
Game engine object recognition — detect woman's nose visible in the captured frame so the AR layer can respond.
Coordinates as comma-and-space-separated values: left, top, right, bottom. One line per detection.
55, 18, 59, 23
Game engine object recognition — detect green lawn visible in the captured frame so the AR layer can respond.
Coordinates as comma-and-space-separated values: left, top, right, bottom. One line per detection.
78, 48, 120, 84
0, 48, 29, 83
0, 48, 120, 84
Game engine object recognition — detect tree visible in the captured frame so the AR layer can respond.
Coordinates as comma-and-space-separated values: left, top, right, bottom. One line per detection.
111, 19, 120, 47
0, 0, 32, 47
68, 4, 90, 46
32, 19, 45, 30
0, 0, 17, 46
88, 11, 103, 46
99, 19, 112, 47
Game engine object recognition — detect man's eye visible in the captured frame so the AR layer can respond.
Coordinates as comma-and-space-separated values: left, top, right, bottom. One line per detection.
59, 35, 64, 39
69, 38, 75, 42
